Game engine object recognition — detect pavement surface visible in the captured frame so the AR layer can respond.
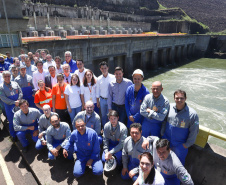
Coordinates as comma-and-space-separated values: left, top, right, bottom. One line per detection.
0, 114, 132, 185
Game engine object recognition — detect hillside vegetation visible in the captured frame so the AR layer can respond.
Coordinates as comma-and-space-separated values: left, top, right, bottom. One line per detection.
158, 0, 226, 32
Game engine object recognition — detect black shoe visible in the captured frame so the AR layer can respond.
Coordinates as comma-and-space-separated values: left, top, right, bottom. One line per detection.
23, 146, 29, 153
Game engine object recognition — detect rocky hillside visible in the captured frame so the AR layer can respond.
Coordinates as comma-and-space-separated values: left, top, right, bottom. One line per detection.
158, 0, 226, 32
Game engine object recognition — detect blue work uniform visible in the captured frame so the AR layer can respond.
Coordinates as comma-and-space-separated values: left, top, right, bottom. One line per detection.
14, 74, 35, 108
5, 57, 14, 64
0, 81, 23, 138
102, 121, 128, 165
35, 112, 57, 150
46, 122, 73, 160
121, 136, 152, 181
64, 127, 103, 178
147, 137, 194, 185
0, 62, 10, 72
125, 84, 149, 128
162, 103, 199, 165
73, 110, 102, 144
13, 108, 41, 147
140, 94, 169, 137
63, 59, 78, 73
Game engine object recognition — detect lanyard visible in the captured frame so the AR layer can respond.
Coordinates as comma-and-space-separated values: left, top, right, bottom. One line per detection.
59, 84, 65, 95
88, 84, 92, 94
40, 90, 47, 98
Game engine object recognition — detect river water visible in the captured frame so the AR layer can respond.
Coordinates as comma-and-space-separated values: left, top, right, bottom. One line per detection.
142, 58, 226, 149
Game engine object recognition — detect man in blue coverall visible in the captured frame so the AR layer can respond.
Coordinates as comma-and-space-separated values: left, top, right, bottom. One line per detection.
0, 55, 10, 72
125, 69, 149, 128
140, 81, 169, 137
162, 90, 199, 165
0, 71, 23, 141
13, 99, 41, 152
14, 66, 35, 108
63, 51, 78, 73
63, 118, 103, 178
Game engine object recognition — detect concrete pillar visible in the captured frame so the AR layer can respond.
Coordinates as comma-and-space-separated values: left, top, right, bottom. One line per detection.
161, 48, 167, 67
170, 47, 175, 65
151, 49, 158, 69
177, 46, 182, 63
108, 56, 115, 74
140, 51, 147, 71
125, 54, 133, 77
183, 45, 188, 59
192, 44, 196, 56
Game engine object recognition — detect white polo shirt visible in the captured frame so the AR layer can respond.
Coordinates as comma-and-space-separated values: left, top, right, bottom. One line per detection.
64, 85, 82, 108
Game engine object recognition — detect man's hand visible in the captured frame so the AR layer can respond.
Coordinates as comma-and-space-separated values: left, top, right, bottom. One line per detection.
142, 140, 150, 150
105, 152, 113, 160
108, 109, 112, 112
41, 140, 47, 145
68, 107, 72, 113
63, 149, 68, 158
86, 159, 93, 166
129, 170, 136, 178
52, 108, 56, 112
146, 108, 152, 113
33, 130, 39, 137
27, 126, 34, 130
96, 99, 100, 108
50, 148, 59, 157
38, 133, 44, 139
129, 116, 134, 122
121, 168, 128, 176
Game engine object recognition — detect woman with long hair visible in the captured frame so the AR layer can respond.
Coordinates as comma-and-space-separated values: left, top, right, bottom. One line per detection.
81, 70, 99, 113
34, 80, 52, 113
64, 74, 82, 124
133, 152, 165, 185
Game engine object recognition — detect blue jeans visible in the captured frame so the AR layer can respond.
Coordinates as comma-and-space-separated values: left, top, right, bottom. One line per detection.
68, 106, 82, 124
112, 103, 127, 125
100, 98, 108, 126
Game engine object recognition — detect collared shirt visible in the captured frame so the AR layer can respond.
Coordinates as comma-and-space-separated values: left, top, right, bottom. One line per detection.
0, 62, 10, 72
147, 137, 194, 185
33, 69, 48, 91
140, 94, 169, 121
64, 127, 100, 160
5, 57, 14, 64
51, 75, 57, 87
63, 73, 71, 84
0, 81, 23, 105
108, 78, 133, 109
74, 68, 87, 84
96, 73, 115, 99
122, 136, 151, 173
14, 74, 34, 92
81, 83, 97, 103
26, 65, 37, 77
10, 75, 18, 82
43, 60, 56, 71
73, 110, 101, 135
163, 103, 199, 147
56, 65, 63, 74
46, 122, 71, 151
13, 108, 41, 131
63, 59, 78, 73
38, 112, 57, 141
103, 121, 127, 154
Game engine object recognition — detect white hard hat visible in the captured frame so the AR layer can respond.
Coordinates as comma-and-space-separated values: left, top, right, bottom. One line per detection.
104, 156, 117, 172
132, 69, 144, 78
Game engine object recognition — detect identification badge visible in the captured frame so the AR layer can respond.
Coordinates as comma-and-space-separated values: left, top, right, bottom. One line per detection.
61, 95, 64, 99
10, 92, 14, 96
153, 105, 158, 112
181, 121, 185, 128
90, 97, 92, 100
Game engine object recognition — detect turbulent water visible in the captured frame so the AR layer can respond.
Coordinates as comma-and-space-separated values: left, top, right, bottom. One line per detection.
143, 58, 226, 149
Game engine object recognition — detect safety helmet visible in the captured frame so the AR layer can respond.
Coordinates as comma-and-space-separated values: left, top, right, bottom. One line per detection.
104, 156, 117, 172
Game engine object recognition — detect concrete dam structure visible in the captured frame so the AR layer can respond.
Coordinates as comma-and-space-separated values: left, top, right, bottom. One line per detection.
25, 34, 210, 77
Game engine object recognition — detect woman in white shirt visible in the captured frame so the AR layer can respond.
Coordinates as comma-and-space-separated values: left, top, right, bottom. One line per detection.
134, 152, 165, 185
81, 69, 99, 114
64, 74, 82, 124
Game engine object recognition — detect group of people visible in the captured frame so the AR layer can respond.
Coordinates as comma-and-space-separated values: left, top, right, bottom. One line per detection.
0, 49, 199, 185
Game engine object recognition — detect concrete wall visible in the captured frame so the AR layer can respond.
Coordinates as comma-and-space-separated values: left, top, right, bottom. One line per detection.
186, 144, 226, 185
25, 35, 205, 77
0, 0, 23, 19
27, 16, 151, 32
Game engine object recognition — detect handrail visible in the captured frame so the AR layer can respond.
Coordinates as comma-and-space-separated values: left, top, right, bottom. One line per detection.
195, 125, 226, 148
